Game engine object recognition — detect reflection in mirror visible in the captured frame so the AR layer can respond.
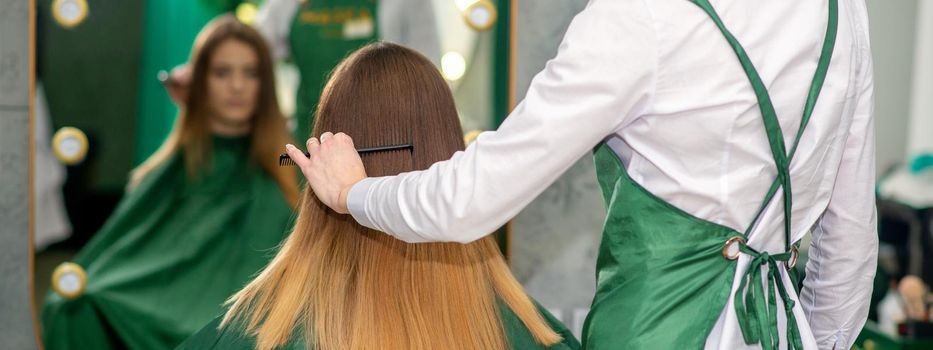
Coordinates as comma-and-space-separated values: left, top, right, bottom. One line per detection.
32, 1, 509, 349
436, 0, 496, 134
50, 127, 88, 165
462, 0, 497, 32
49, 262, 85, 300
40, 14, 302, 349
50, 0, 88, 28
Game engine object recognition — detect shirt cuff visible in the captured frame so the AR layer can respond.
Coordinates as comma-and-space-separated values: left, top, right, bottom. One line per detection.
347, 177, 379, 230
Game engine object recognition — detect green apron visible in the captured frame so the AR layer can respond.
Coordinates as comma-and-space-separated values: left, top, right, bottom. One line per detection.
288, 0, 379, 138
41, 136, 295, 350
580, 1, 838, 349
176, 301, 582, 350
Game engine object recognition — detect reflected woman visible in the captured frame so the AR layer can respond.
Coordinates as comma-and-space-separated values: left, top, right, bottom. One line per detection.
41, 15, 299, 350
178, 42, 580, 350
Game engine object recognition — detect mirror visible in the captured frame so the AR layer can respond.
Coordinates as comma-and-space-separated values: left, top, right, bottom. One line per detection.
27, 0, 511, 348
437, 0, 499, 134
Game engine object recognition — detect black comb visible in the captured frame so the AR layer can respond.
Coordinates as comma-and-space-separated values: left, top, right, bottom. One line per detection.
279, 143, 413, 166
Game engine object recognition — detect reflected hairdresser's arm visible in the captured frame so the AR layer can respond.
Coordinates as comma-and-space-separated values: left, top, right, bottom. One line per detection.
338, 0, 657, 243
378, 0, 442, 67
161, 64, 191, 107
254, 0, 299, 61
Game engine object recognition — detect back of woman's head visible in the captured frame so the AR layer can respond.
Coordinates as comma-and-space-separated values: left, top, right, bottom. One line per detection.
224, 42, 561, 350
314, 41, 465, 176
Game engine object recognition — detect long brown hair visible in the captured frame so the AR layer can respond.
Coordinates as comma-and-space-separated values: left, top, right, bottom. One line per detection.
223, 42, 562, 350
129, 15, 298, 206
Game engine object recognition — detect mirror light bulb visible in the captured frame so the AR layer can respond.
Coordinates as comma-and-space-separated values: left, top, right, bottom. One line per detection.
441, 52, 467, 81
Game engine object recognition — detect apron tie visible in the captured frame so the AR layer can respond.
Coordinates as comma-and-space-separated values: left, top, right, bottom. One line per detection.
733, 244, 804, 350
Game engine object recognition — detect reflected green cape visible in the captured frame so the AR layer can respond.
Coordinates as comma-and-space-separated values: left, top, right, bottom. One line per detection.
42, 136, 295, 350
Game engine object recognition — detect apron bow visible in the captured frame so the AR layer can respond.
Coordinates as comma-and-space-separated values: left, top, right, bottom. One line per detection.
733, 244, 804, 350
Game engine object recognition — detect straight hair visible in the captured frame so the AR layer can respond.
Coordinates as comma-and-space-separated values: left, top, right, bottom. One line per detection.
223, 42, 562, 350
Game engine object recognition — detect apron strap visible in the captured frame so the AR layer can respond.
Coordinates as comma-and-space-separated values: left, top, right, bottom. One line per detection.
735, 244, 804, 350
689, 0, 839, 252
742, 0, 840, 243
689, 0, 792, 249
690, 0, 839, 348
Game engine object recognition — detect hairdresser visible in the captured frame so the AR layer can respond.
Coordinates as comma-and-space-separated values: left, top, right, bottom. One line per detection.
290, 0, 879, 349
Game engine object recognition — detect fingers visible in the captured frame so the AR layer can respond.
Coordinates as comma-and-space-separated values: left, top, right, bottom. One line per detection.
171, 64, 192, 85
293, 132, 353, 156
164, 65, 191, 107
334, 132, 354, 146
319, 132, 354, 146
285, 143, 312, 169
289, 131, 366, 214
306, 137, 320, 154
320, 132, 334, 144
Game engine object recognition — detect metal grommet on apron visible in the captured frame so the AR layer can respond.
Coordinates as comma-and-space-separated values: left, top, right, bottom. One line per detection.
785, 245, 799, 269
722, 236, 746, 260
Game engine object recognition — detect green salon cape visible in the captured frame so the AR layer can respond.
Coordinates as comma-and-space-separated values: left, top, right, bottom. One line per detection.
41, 136, 295, 350
177, 302, 581, 350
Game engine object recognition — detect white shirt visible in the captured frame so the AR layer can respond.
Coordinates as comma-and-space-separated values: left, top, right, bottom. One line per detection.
347, 0, 878, 349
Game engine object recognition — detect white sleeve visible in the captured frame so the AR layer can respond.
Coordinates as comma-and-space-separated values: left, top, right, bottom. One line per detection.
799, 15, 878, 350
254, 0, 299, 61
347, 0, 658, 243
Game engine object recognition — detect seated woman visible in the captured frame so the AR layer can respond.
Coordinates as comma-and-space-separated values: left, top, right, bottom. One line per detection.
41, 15, 299, 349
178, 42, 581, 350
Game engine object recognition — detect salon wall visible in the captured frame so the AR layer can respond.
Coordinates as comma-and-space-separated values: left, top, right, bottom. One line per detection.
906, 0, 933, 156
865, 0, 919, 172
509, 0, 594, 339
0, 0, 39, 348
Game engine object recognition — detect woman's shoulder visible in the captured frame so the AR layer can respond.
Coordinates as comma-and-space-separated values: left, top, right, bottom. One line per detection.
176, 315, 306, 350
500, 300, 582, 350
175, 315, 244, 350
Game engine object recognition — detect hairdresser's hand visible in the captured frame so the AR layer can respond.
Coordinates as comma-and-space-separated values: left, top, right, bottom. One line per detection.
161, 64, 191, 107
285, 132, 367, 214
